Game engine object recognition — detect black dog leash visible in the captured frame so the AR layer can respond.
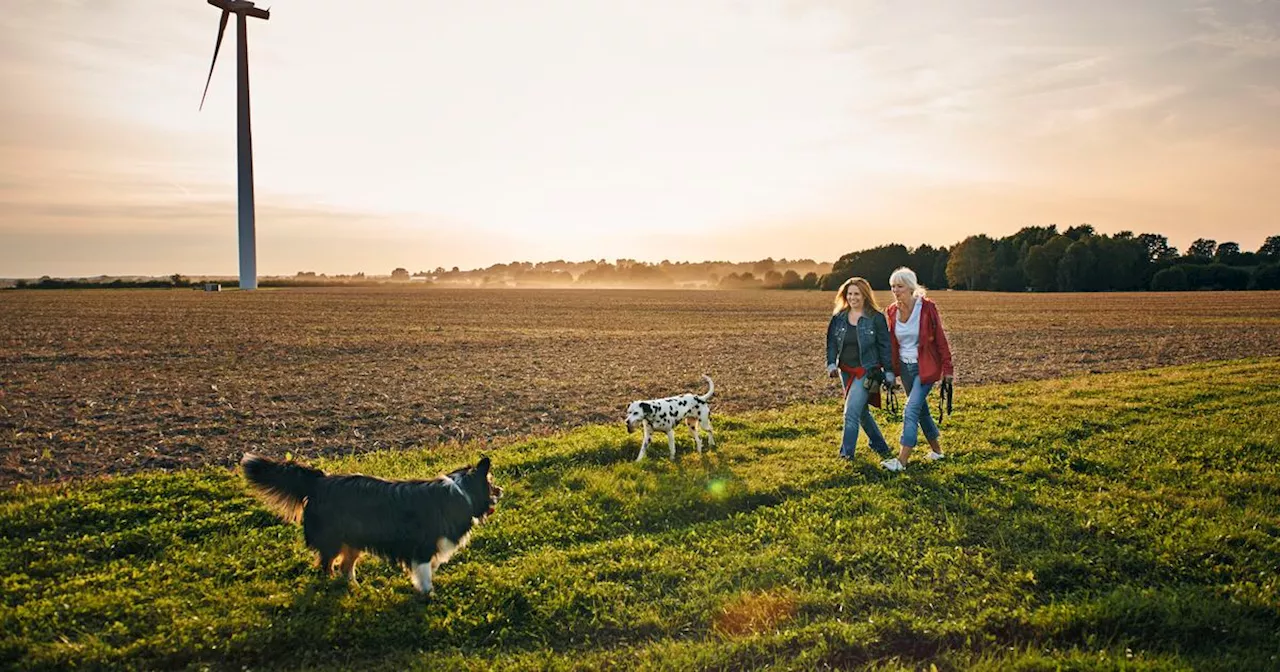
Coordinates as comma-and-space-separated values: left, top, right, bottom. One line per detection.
884, 379, 900, 417
866, 367, 902, 419
937, 378, 954, 425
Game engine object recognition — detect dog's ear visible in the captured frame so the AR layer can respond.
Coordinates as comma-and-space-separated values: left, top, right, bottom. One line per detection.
639, 402, 653, 415
476, 455, 491, 475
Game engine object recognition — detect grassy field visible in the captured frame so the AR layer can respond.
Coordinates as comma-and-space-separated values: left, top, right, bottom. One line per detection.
3, 287, 1280, 486
2, 358, 1277, 671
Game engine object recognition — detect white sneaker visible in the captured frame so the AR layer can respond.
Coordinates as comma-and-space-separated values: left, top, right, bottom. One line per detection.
880, 457, 905, 472
923, 451, 946, 461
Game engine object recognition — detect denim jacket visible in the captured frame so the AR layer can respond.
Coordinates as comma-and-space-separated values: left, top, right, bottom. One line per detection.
826, 309, 892, 374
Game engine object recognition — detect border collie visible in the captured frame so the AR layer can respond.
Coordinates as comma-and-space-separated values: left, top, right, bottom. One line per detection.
240, 453, 503, 593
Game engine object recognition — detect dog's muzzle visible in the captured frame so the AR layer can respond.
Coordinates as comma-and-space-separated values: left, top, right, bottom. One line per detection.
626, 420, 635, 433
485, 486, 503, 517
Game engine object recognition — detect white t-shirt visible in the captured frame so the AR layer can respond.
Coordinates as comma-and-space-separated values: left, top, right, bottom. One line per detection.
895, 299, 923, 363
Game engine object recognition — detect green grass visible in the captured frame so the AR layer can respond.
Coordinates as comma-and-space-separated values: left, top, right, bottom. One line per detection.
3, 359, 1279, 671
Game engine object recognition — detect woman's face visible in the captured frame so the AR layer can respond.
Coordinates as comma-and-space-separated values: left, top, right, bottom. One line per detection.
846, 284, 863, 310
890, 279, 911, 304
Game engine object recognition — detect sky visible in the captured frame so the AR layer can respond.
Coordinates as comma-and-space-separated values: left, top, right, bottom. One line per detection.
2, 0, 1278, 277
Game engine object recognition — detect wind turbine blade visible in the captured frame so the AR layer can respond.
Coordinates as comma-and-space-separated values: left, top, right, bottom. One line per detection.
199, 10, 230, 111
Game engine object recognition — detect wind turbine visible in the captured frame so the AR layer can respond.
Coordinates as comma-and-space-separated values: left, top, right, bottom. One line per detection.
199, 0, 270, 291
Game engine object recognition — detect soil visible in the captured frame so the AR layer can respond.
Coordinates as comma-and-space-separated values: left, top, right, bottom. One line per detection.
3, 287, 1278, 487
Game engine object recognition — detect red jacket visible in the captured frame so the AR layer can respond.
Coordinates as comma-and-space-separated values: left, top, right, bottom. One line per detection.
886, 297, 954, 384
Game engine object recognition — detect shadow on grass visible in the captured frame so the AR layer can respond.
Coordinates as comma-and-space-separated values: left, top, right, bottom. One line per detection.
201, 576, 358, 671
479, 447, 924, 569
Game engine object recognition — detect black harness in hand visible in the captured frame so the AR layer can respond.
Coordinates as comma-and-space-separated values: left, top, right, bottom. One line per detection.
884, 380, 900, 417
937, 378, 954, 425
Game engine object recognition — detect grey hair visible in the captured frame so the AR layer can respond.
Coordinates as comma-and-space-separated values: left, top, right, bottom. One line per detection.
889, 267, 927, 298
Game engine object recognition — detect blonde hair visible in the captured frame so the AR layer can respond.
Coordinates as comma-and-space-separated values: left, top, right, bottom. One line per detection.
889, 267, 927, 299
832, 277, 882, 316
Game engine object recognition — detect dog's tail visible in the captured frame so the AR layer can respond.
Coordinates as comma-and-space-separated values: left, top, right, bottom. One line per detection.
240, 452, 324, 524
697, 374, 715, 402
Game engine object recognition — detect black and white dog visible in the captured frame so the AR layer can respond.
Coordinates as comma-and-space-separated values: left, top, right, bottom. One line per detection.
624, 374, 716, 461
240, 452, 502, 593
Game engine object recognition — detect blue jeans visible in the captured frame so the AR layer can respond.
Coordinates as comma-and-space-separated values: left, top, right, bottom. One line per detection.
900, 362, 940, 449
838, 370, 892, 459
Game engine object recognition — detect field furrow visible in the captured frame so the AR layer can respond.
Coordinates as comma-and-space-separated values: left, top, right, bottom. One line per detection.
2, 288, 1279, 486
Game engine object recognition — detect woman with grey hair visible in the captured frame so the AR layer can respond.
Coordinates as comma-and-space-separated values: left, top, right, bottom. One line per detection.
882, 266, 954, 471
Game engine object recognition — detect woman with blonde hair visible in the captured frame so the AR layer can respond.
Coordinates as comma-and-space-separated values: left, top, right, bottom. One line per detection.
825, 276, 895, 465
883, 266, 954, 471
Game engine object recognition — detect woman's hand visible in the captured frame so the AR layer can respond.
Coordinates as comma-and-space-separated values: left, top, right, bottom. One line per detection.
827, 364, 838, 378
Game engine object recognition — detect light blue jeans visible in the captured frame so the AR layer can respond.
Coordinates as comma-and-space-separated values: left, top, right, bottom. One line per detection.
838, 370, 892, 459
900, 362, 940, 449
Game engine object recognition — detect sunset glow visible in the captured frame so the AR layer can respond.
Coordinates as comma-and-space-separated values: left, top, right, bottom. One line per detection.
2, 0, 1277, 276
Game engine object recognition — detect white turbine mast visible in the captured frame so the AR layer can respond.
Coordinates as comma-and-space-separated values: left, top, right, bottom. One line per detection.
199, 0, 270, 291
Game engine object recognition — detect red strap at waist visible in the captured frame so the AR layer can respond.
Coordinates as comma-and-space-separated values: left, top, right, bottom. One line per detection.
837, 364, 867, 378
838, 364, 882, 409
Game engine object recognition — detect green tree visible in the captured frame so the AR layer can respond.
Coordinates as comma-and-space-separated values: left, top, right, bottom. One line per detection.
1007, 225, 1059, 250
1137, 233, 1178, 262
1203, 264, 1250, 290
1063, 224, 1095, 240
1107, 236, 1151, 291
908, 244, 948, 288
828, 244, 912, 290
1151, 266, 1189, 291
946, 235, 996, 290
1186, 238, 1217, 260
1057, 241, 1097, 292
991, 238, 1026, 291
1251, 264, 1280, 290
1259, 235, 1280, 260
930, 252, 950, 289
1213, 242, 1242, 265
1023, 235, 1073, 291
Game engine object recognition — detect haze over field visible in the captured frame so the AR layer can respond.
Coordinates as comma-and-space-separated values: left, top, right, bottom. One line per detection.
3, 0, 1278, 277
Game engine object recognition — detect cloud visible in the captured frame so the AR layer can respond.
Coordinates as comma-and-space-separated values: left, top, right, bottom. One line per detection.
1188, 3, 1280, 60
1026, 81, 1188, 136
3, 0, 1280, 275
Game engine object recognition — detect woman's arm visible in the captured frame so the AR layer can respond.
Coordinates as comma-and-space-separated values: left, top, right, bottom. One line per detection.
825, 315, 838, 371
874, 312, 892, 371
931, 302, 954, 378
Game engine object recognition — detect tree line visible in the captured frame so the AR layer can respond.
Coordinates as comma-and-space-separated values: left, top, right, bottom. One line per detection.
8, 227, 1278, 293
427, 258, 830, 289
822, 226, 1280, 292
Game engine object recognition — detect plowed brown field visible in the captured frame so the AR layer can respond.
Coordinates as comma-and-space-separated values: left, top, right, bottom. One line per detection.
3, 287, 1279, 486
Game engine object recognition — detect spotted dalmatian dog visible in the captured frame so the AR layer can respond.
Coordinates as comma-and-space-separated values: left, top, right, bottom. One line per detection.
624, 375, 716, 461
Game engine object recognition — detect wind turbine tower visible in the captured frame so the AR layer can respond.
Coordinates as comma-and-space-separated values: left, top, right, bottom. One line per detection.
199, 0, 270, 290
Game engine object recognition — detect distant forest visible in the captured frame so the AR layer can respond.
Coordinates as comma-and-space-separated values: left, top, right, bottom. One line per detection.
830, 226, 1280, 292
416, 226, 1280, 292
422, 258, 831, 290
7, 227, 1279, 292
